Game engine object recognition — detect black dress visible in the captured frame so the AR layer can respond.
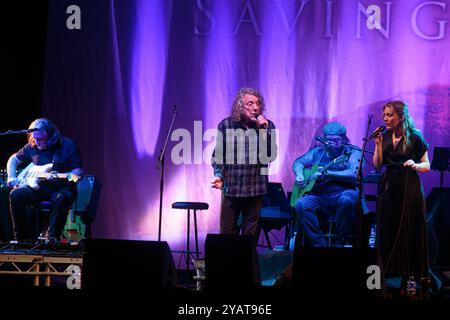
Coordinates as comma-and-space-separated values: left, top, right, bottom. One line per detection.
376, 129, 429, 280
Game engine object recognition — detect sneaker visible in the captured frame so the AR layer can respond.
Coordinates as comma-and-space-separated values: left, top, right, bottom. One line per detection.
46, 236, 59, 246
37, 230, 49, 242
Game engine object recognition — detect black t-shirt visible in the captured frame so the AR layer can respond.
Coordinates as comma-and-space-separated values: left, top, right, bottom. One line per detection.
15, 136, 83, 173
381, 129, 428, 170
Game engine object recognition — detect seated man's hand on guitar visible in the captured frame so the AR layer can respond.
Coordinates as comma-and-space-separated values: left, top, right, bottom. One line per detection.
210, 177, 224, 189
295, 177, 305, 188
7, 177, 18, 188
47, 171, 59, 181
312, 171, 325, 181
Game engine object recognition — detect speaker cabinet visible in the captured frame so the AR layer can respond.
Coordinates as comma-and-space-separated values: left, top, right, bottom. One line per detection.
292, 246, 377, 298
427, 187, 450, 266
74, 175, 101, 222
205, 234, 260, 291
81, 239, 177, 294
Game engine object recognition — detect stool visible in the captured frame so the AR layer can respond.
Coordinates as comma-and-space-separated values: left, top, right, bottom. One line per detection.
323, 216, 337, 247
323, 215, 357, 247
35, 201, 52, 240
171, 202, 208, 272
36, 200, 85, 243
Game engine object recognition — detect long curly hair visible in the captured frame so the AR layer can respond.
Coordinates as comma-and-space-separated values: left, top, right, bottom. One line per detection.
27, 118, 61, 148
383, 101, 421, 152
231, 87, 266, 122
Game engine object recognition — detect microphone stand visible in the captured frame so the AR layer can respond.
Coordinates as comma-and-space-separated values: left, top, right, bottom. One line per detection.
343, 143, 374, 155
157, 105, 177, 242
0, 129, 36, 135
355, 115, 373, 248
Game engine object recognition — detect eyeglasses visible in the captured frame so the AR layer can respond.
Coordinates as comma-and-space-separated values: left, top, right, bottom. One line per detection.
325, 136, 344, 144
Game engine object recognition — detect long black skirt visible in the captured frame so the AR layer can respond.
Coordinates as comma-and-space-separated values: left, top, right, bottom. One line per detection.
376, 169, 429, 279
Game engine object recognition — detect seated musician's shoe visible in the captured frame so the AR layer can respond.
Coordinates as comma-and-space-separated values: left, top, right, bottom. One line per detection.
334, 237, 351, 248
46, 236, 60, 249
13, 238, 34, 245
37, 230, 49, 243
334, 239, 347, 247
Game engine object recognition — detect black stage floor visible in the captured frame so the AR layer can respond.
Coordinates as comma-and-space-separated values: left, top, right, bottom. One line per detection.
1, 242, 449, 306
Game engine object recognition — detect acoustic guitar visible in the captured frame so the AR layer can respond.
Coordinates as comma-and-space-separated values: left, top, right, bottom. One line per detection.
290, 154, 348, 207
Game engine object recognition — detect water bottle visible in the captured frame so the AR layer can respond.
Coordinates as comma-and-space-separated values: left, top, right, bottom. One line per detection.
406, 276, 416, 298
289, 232, 297, 251
368, 224, 376, 248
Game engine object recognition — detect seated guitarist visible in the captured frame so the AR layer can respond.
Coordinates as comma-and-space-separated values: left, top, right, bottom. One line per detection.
6, 118, 83, 244
292, 122, 365, 247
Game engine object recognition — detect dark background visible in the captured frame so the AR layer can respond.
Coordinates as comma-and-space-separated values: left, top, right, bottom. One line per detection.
0, 1, 47, 164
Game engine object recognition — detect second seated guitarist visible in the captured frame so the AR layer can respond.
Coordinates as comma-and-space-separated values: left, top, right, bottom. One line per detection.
6, 118, 83, 244
292, 121, 368, 247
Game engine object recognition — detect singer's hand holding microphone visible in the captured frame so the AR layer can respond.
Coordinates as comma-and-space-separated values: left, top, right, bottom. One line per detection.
369, 125, 386, 145
252, 115, 268, 129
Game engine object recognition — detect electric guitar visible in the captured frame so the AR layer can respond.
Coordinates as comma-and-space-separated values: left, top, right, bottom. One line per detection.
16, 163, 81, 189
290, 154, 348, 207
62, 209, 86, 243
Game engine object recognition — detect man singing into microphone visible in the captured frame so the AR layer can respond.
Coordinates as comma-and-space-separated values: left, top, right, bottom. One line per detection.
211, 88, 277, 237
292, 122, 367, 247
6, 118, 83, 244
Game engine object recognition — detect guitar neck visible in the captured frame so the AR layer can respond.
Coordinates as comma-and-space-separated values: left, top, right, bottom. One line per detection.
36, 173, 70, 179
320, 155, 347, 172
321, 161, 337, 172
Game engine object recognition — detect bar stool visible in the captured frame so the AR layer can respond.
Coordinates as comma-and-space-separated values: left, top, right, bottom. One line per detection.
35, 201, 52, 241
323, 215, 337, 247
171, 202, 208, 272
323, 215, 357, 247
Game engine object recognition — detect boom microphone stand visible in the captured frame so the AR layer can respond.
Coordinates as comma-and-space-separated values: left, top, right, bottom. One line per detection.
355, 115, 373, 248
157, 105, 177, 242
0, 128, 40, 136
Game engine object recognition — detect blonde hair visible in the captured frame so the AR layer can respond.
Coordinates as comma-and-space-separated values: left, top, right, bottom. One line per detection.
27, 118, 60, 148
383, 101, 420, 152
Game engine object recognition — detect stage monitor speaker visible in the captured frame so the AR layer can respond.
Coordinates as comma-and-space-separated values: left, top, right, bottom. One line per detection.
74, 175, 101, 222
427, 187, 450, 266
291, 246, 378, 298
205, 234, 260, 291
81, 239, 177, 294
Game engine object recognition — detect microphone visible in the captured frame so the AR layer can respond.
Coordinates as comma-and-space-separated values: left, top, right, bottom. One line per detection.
315, 136, 331, 146
369, 125, 386, 140
27, 128, 41, 133
252, 116, 268, 129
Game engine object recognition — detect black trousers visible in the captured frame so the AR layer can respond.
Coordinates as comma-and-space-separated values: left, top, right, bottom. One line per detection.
220, 193, 263, 236
9, 183, 75, 241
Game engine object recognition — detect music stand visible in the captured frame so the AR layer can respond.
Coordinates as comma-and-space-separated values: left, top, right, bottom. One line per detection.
258, 183, 292, 249
431, 147, 450, 190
